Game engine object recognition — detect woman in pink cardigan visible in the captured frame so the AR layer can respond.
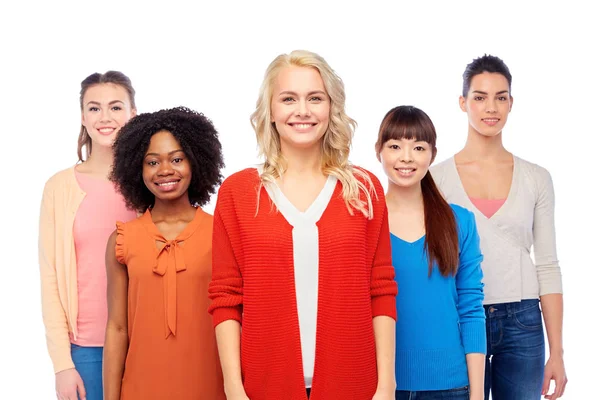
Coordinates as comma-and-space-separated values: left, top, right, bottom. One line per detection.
38, 71, 137, 400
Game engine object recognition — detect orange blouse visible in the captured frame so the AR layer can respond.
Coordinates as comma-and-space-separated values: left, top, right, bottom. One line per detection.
116, 208, 225, 399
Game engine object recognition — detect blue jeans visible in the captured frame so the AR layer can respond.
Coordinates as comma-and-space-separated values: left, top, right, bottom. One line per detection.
395, 386, 469, 399
71, 344, 103, 400
484, 299, 545, 400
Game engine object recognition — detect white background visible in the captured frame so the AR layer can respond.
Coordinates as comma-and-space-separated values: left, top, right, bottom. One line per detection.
1, 0, 597, 398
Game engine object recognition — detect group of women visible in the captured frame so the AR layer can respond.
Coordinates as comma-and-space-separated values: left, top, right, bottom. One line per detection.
38, 50, 567, 400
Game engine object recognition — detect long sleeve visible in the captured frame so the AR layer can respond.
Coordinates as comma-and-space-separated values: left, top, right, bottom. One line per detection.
39, 182, 74, 373
208, 182, 243, 327
533, 167, 563, 295
455, 209, 486, 355
367, 174, 397, 320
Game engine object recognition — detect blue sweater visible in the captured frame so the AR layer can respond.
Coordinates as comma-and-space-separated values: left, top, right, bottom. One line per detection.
392, 204, 486, 391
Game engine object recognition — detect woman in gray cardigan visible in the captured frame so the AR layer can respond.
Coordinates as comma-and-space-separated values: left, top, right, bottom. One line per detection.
430, 55, 567, 400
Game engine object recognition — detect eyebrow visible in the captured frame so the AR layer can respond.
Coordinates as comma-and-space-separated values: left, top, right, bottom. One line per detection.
278, 90, 328, 96
472, 90, 509, 95
144, 149, 185, 157
85, 100, 126, 106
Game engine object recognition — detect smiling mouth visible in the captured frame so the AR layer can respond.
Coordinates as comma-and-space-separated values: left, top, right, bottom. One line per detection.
395, 168, 416, 176
288, 123, 317, 131
482, 118, 500, 125
155, 180, 181, 190
98, 127, 116, 134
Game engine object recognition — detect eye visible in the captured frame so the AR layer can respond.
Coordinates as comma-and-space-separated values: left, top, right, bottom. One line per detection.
474, 96, 485, 101
388, 144, 400, 150
309, 96, 323, 102
282, 97, 294, 103
497, 96, 508, 101
111, 106, 123, 111
88, 106, 100, 112
415, 146, 426, 151
172, 157, 183, 164
147, 160, 158, 166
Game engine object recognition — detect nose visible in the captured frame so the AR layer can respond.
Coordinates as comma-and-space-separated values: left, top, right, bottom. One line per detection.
399, 146, 413, 163
296, 100, 311, 117
157, 161, 174, 176
100, 107, 113, 122
485, 98, 498, 113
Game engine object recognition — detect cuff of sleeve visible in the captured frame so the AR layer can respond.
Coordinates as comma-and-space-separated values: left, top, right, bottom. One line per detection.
51, 352, 76, 374
372, 295, 397, 321
461, 320, 487, 354
539, 282, 563, 296
212, 307, 243, 328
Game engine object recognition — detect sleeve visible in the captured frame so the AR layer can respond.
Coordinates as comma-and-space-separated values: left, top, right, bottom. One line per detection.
367, 174, 398, 320
115, 221, 127, 265
208, 181, 244, 327
533, 167, 563, 295
455, 209, 486, 354
38, 181, 75, 373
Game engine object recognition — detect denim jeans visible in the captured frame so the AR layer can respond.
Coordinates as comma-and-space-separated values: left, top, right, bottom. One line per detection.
484, 299, 545, 400
395, 386, 469, 399
71, 344, 103, 400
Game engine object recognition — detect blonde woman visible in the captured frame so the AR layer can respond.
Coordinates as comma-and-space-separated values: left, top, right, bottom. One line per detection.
208, 50, 398, 400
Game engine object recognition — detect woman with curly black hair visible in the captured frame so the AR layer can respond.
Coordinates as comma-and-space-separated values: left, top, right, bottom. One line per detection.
103, 107, 226, 400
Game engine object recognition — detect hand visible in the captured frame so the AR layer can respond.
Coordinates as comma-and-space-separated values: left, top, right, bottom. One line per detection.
225, 384, 250, 400
55, 368, 86, 400
372, 387, 394, 400
542, 355, 567, 399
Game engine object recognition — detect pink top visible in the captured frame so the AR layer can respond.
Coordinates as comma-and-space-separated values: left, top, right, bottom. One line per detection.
71, 171, 137, 346
469, 197, 506, 219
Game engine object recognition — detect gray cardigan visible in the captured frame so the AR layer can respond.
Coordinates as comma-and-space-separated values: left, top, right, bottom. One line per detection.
431, 156, 563, 305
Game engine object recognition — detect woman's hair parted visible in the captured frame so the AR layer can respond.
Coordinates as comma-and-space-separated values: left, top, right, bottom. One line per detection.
376, 106, 459, 276
110, 107, 224, 212
78, 71, 136, 162
250, 49, 375, 218
462, 54, 512, 97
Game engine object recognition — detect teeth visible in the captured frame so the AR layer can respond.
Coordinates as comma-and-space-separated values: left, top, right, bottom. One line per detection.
294, 123, 313, 129
158, 182, 177, 186
397, 169, 414, 174
99, 128, 114, 133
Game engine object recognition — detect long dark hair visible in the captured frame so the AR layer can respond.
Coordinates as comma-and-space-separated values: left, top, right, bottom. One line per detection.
376, 105, 459, 276
78, 71, 136, 162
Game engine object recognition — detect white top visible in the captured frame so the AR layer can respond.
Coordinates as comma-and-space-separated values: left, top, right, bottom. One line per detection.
263, 174, 338, 388
430, 156, 563, 304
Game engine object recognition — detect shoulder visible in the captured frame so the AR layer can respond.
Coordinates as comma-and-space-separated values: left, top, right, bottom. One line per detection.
514, 156, 554, 191
43, 166, 76, 192
449, 203, 477, 239
429, 157, 454, 185
219, 168, 260, 194
352, 165, 384, 194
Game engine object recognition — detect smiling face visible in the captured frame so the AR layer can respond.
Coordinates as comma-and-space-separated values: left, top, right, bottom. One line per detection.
460, 72, 513, 138
379, 138, 433, 190
81, 83, 136, 149
142, 130, 191, 203
270, 66, 330, 153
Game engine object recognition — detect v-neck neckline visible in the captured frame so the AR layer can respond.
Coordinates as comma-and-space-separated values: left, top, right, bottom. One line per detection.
263, 173, 338, 226
451, 155, 518, 220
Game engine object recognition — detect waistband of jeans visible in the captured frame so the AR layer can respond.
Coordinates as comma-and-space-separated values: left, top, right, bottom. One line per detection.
484, 298, 539, 317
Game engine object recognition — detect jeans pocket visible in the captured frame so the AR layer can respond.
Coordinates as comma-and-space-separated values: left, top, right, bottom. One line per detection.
514, 306, 543, 330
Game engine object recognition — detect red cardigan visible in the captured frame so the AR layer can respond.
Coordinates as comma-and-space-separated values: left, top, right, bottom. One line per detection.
208, 168, 397, 400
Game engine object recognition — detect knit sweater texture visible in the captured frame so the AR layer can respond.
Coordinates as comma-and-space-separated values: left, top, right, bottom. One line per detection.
208, 168, 398, 400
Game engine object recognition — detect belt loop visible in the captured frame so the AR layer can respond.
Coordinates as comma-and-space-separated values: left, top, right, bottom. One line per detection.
507, 302, 514, 317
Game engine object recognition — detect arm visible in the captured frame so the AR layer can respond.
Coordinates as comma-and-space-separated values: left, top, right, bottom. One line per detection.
208, 189, 246, 399
39, 182, 86, 400
103, 230, 129, 400
533, 169, 567, 399
456, 210, 486, 400
368, 177, 397, 398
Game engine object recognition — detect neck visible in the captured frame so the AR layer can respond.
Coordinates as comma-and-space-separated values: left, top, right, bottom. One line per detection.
84, 145, 114, 178
459, 125, 509, 162
151, 194, 196, 221
280, 143, 323, 179
385, 180, 424, 212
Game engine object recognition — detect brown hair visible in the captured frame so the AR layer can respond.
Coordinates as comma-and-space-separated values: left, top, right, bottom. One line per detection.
78, 71, 136, 162
376, 105, 459, 276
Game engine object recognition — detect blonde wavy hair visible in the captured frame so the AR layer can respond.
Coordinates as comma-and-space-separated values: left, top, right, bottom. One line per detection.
250, 50, 375, 218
